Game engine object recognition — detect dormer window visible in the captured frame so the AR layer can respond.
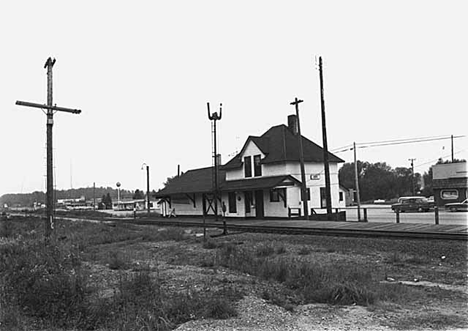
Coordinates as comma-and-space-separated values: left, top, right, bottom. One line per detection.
244, 156, 252, 178
254, 155, 262, 177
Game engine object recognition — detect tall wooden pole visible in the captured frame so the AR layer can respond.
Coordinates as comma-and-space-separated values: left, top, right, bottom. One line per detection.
146, 165, 150, 216
290, 97, 309, 220
45, 58, 55, 238
409, 158, 416, 195
16, 58, 81, 241
451, 135, 454, 162
354, 142, 361, 221
318, 57, 332, 217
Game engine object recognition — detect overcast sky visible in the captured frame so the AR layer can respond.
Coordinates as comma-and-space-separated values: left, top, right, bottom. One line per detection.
0, 1, 466, 196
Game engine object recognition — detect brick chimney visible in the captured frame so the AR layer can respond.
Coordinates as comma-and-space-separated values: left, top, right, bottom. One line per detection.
287, 114, 298, 135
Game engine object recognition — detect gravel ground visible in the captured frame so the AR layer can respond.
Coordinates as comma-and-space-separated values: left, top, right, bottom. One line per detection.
175, 295, 396, 331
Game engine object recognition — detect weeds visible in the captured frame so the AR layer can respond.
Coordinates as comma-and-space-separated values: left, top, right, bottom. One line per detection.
202, 239, 218, 249
0, 240, 88, 329
0, 219, 241, 331
107, 251, 131, 270
214, 243, 420, 306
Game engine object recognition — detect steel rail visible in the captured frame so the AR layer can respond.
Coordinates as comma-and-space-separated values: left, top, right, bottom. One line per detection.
129, 219, 467, 241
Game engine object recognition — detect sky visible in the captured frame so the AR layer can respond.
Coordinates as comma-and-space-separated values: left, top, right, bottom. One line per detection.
0, 1, 466, 196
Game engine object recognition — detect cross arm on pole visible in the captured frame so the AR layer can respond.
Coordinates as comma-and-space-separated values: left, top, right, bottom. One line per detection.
290, 98, 303, 106
16, 100, 81, 114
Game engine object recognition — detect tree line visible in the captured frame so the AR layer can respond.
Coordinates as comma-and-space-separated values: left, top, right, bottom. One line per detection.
338, 159, 465, 202
0, 186, 152, 208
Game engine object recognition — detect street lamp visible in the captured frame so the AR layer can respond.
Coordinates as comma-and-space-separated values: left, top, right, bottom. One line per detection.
116, 182, 121, 204
141, 163, 150, 217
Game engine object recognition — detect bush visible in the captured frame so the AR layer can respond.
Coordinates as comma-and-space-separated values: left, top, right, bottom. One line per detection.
256, 242, 275, 257
107, 251, 131, 270
202, 239, 218, 249
0, 220, 14, 238
0, 241, 88, 328
203, 297, 238, 319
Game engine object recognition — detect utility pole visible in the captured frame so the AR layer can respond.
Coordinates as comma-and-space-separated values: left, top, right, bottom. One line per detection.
409, 158, 416, 195
353, 142, 362, 221
93, 182, 96, 211
290, 97, 309, 220
207, 102, 222, 221
16, 58, 81, 241
318, 56, 332, 217
451, 135, 454, 162
146, 165, 150, 217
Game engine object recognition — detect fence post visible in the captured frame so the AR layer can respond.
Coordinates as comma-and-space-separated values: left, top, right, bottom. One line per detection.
434, 206, 439, 225
363, 208, 368, 222
396, 210, 400, 223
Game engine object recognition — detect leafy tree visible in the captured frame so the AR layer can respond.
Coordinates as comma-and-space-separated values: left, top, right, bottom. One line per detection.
99, 193, 113, 209
133, 189, 144, 200
421, 167, 433, 197
338, 161, 366, 190
339, 161, 422, 201
163, 176, 177, 188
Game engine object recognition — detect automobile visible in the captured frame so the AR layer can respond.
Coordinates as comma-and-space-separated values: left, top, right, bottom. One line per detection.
445, 199, 468, 212
391, 196, 434, 213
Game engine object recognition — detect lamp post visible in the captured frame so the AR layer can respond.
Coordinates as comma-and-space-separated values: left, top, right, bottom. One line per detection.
141, 163, 150, 217
116, 182, 121, 209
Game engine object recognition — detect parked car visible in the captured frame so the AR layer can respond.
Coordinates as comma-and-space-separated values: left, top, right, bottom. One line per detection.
391, 197, 434, 213
445, 199, 468, 212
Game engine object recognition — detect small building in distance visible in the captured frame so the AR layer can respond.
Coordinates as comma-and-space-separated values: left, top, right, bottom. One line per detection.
432, 162, 467, 207
155, 115, 346, 218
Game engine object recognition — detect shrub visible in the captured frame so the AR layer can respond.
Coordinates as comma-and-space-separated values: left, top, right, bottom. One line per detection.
275, 244, 287, 254
0, 220, 14, 238
203, 239, 218, 249
203, 296, 238, 319
0, 241, 88, 328
256, 242, 275, 257
297, 246, 311, 255
157, 227, 187, 242
107, 251, 131, 270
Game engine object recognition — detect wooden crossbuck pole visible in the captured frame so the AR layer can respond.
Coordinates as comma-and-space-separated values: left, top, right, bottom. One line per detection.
16, 58, 81, 241
290, 97, 309, 220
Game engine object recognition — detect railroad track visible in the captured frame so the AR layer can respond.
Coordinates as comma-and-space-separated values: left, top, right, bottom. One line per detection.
9, 213, 466, 240
129, 219, 468, 241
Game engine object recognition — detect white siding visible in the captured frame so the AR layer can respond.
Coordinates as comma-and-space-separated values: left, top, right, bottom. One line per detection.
226, 141, 265, 181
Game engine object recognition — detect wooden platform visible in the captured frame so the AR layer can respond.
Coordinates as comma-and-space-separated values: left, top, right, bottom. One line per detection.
133, 216, 468, 240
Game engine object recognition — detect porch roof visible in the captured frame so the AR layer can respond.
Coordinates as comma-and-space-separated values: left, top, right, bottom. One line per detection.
222, 175, 301, 192
154, 167, 301, 198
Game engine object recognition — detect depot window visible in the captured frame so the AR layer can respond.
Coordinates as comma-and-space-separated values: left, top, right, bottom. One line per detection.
244, 156, 252, 178
254, 155, 262, 177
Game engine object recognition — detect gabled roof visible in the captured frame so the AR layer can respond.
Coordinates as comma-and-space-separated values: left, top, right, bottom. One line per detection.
154, 167, 226, 197
154, 167, 301, 198
223, 124, 344, 170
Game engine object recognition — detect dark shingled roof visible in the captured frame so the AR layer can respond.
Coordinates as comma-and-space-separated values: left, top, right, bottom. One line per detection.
222, 175, 301, 192
154, 167, 301, 197
154, 167, 226, 197
223, 124, 344, 170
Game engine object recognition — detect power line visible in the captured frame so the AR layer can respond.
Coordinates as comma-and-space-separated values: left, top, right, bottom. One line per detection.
414, 149, 468, 170
359, 135, 465, 149
331, 135, 465, 153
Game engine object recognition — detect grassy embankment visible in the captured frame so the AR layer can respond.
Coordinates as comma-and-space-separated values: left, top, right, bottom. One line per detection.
0, 215, 466, 330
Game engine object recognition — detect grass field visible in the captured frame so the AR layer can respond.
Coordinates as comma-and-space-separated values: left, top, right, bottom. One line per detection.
0, 216, 467, 330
